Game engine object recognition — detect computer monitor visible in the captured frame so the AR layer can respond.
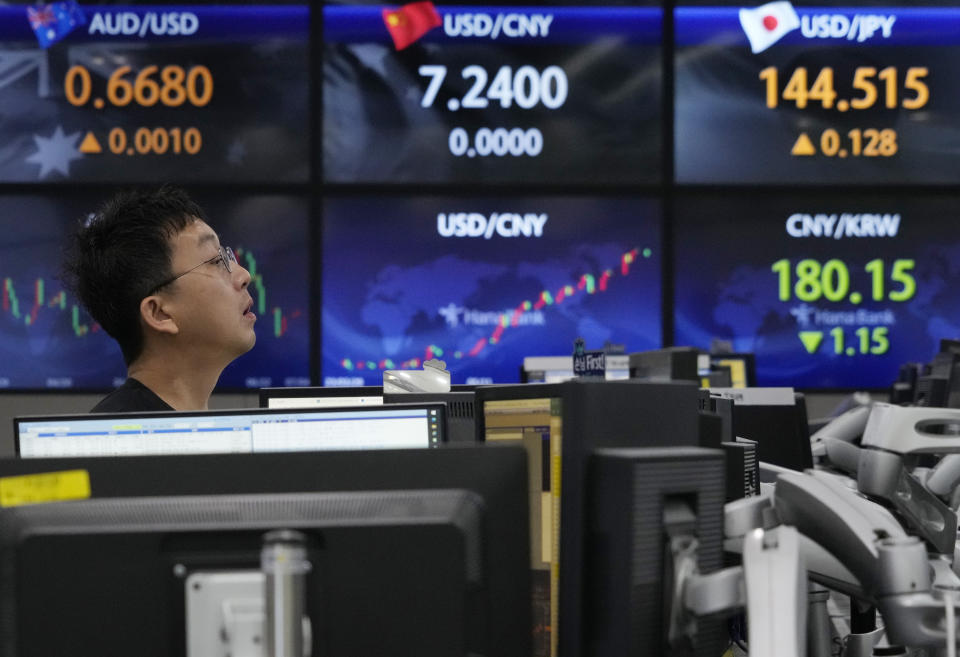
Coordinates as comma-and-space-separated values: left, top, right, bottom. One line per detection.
709, 353, 757, 389
0, 445, 531, 657
258, 385, 384, 409
889, 362, 924, 405
940, 339, 960, 356
474, 379, 703, 657
914, 347, 960, 408
555, 380, 705, 657
700, 365, 733, 389
698, 392, 758, 501
258, 384, 477, 409
474, 383, 564, 657
583, 447, 726, 656
321, 196, 663, 387
629, 347, 701, 382
15, 403, 445, 458
0, 192, 311, 391
721, 438, 760, 502
520, 356, 631, 383
382, 391, 478, 444
698, 391, 734, 448
714, 388, 814, 472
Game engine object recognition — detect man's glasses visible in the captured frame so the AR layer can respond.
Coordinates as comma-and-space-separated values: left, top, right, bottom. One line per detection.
149, 245, 237, 295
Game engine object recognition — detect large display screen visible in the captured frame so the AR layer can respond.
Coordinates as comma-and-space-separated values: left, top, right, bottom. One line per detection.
0, 192, 310, 390
322, 196, 662, 386
676, 3, 960, 184
323, 3, 662, 184
673, 193, 960, 389
0, 3, 308, 183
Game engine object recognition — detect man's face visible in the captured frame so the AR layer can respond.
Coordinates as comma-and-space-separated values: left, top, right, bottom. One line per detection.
160, 219, 257, 362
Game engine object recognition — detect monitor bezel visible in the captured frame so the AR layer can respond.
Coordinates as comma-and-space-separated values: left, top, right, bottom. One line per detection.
259, 384, 478, 408
0, 445, 532, 657
473, 383, 566, 442
258, 385, 384, 408
709, 352, 758, 388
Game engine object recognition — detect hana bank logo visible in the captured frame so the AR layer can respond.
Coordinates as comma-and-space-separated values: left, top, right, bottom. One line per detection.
438, 303, 545, 328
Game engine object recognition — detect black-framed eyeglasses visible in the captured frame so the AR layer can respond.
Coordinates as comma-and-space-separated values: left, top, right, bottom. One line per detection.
149, 245, 237, 294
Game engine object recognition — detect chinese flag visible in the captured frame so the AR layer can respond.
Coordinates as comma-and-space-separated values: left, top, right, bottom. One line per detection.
382, 1, 442, 50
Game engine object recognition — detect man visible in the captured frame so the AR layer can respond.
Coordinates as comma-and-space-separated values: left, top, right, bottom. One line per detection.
62, 187, 257, 412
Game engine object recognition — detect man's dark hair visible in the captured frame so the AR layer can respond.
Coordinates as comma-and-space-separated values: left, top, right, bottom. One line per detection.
61, 186, 208, 366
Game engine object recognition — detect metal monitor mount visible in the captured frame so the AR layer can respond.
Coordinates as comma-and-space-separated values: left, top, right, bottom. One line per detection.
666, 497, 807, 657
184, 529, 312, 657
742, 469, 960, 651
817, 404, 960, 554
857, 404, 960, 554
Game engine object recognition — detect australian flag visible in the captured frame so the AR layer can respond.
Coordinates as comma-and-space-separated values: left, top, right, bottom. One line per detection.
26, 1, 86, 49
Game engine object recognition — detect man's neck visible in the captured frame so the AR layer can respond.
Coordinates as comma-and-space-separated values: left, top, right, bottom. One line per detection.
127, 351, 223, 411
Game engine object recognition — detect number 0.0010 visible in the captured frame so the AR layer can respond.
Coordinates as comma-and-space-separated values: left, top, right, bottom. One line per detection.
449, 127, 543, 157
108, 127, 202, 155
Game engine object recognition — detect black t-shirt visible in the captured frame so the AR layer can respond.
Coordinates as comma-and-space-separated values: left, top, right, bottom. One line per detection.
90, 378, 173, 413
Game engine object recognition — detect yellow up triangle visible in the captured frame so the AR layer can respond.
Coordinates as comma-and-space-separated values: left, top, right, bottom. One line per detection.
791, 133, 816, 156
798, 331, 824, 354
79, 132, 102, 154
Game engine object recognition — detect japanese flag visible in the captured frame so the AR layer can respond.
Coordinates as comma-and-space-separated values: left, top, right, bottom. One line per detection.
739, 1, 800, 53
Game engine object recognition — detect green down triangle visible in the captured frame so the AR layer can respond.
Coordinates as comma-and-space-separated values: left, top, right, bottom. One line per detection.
798, 331, 824, 354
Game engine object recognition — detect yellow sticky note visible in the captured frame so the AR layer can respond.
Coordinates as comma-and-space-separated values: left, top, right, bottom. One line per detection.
0, 470, 91, 507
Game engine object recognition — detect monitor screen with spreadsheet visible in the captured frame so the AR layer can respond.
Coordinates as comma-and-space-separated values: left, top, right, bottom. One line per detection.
14, 404, 444, 458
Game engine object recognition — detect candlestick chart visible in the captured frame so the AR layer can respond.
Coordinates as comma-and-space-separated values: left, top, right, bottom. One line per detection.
322, 196, 663, 386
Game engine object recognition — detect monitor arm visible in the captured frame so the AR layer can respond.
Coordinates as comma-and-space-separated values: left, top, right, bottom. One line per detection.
823, 437, 865, 477
186, 530, 312, 657
726, 492, 867, 598
857, 404, 960, 554
821, 403, 960, 477
774, 470, 960, 650
863, 405, 960, 499
774, 471, 909, 594
811, 404, 872, 460
668, 466, 960, 653
860, 404, 960, 455
925, 454, 960, 498
667, 498, 807, 657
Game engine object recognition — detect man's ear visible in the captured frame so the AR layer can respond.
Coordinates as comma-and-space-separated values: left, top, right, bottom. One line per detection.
139, 294, 179, 336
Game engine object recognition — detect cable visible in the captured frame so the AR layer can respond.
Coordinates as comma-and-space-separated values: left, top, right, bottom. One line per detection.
727, 614, 748, 655
942, 593, 957, 657
831, 636, 844, 657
